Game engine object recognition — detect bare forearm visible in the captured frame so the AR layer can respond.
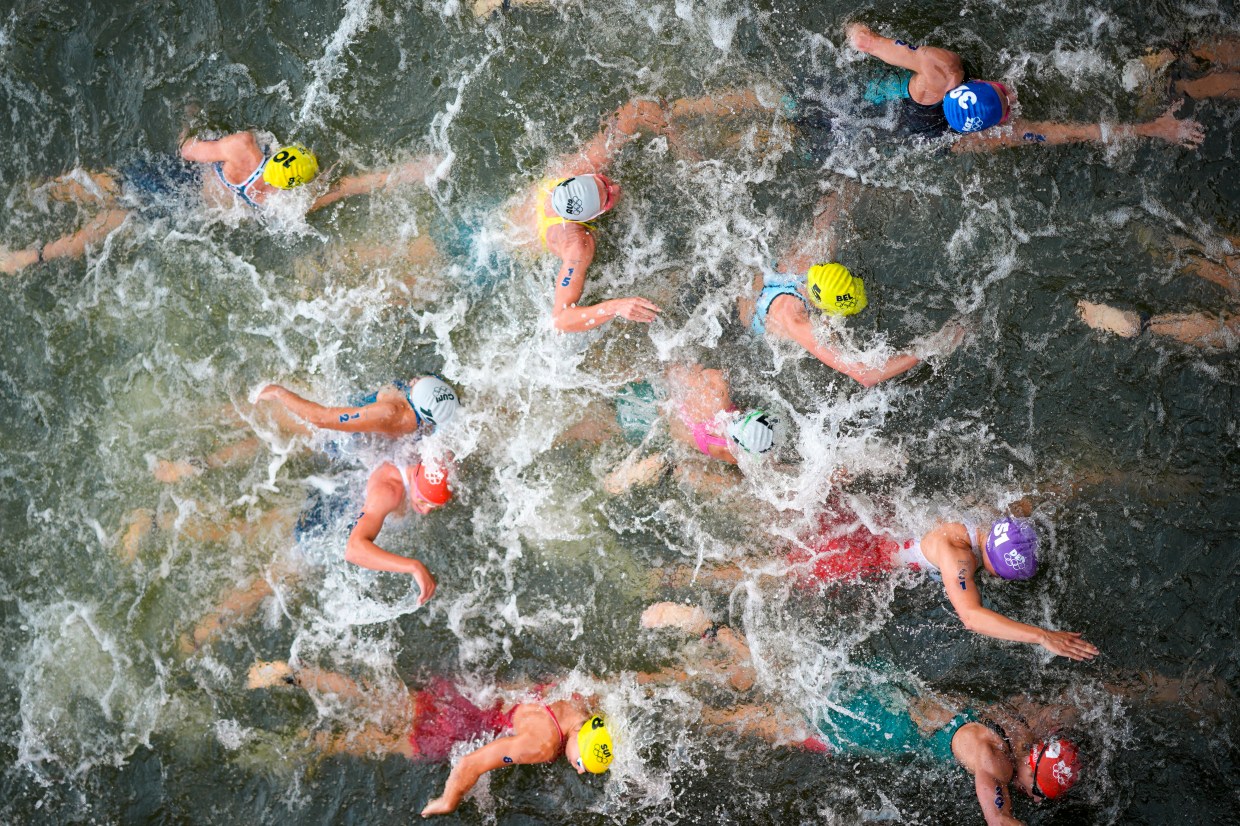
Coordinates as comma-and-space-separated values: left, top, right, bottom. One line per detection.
344, 537, 424, 575
959, 607, 1045, 646
553, 300, 618, 332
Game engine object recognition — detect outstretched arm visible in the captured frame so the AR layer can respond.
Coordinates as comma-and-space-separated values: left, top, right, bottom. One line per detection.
549, 231, 660, 332
421, 734, 544, 817
345, 468, 436, 603
309, 154, 442, 212
257, 384, 403, 434
777, 313, 921, 387
942, 562, 1098, 661
955, 100, 1205, 151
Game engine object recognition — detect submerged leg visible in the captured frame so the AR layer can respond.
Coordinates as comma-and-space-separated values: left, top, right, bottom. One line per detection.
1175, 72, 1240, 100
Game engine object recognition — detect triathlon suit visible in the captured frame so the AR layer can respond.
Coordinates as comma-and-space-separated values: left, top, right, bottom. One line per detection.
894, 521, 982, 582
542, 703, 568, 755
863, 68, 954, 139
349, 380, 421, 422
537, 178, 598, 249
408, 679, 515, 762
680, 406, 738, 456
213, 158, 266, 210
806, 680, 976, 764
750, 270, 809, 336
788, 511, 898, 586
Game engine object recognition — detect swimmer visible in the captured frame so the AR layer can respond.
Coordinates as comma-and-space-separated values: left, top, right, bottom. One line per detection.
601, 362, 779, 494
642, 610, 1087, 823
658, 29, 1204, 156
509, 100, 667, 332
673, 513, 1099, 661
344, 460, 454, 602
738, 193, 965, 387
243, 660, 614, 818
174, 457, 453, 650
845, 22, 1205, 151
1, 132, 441, 274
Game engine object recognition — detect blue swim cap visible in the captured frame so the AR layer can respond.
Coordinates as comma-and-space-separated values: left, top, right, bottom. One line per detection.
942, 82, 1005, 133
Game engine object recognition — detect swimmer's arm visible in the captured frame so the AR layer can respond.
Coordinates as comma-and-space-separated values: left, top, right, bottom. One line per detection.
955, 104, 1205, 151
257, 385, 403, 434
309, 155, 440, 212
943, 564, 1099, 661
973, 768, 1024, 826
422, 735, 545, 817
781, 319, 920, 387
846, 23, 955, 74
346, 490, 437, 603
179, 132, 257, 163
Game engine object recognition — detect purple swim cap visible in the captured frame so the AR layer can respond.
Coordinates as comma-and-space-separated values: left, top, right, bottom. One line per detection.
943, 82, 1005, 133
985, 517, 1039, 580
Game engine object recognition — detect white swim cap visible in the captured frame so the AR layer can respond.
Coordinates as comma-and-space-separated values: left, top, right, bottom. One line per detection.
410, 376, 459, 427
551, 175, 604, 221
727, 409, 776, 454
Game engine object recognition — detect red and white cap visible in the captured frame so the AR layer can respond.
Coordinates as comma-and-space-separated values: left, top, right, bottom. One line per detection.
1028, 737, 1081, 800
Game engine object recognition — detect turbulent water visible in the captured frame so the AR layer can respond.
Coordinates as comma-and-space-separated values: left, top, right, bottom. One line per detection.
0, 0, 1237, 823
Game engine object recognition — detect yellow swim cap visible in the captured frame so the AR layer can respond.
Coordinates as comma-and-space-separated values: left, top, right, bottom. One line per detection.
262, 144, 320, 189
576, 715, 614, 774
806, 262, 867, 317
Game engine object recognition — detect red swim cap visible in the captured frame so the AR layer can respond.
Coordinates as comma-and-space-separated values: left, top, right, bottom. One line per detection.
1028, 737, 1081, 800
413, 462, 452, 507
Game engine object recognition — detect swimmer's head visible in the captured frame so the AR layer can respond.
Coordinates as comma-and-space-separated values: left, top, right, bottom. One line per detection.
570, 715, 614, 774
943, 81, 1012, 133
262, 144, 320, 189
410, 462, 452, 513
806, 263, 867, 317
1023, 737, 1081, 800
551, 174, 618, 222
410, 376, 459, 428
984, 517, 1039, 580
727, 409, 777, 455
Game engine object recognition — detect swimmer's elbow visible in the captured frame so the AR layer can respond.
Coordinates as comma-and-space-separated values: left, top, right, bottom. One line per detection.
344, 535, 375, 567
848, 370, 880, 389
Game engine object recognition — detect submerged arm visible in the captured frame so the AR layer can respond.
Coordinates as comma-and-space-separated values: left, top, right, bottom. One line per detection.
776, 309, 920, 387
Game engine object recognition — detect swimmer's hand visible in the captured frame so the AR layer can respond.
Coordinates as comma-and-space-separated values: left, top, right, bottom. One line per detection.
1039, 630, 1100, 661
421, 796, 455, 817
607, 296, 662, 323
846, 23, 877, 54
256, 384, 289, 402
1138, 99, 1206, 148
410, 560, 437, 605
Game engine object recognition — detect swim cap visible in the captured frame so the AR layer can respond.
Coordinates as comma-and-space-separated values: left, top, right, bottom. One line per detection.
551, 175, 604, 222
985, 517, 1039, 580
1028, 737, 1081, 800
412, 462, 452, 506
409, 377, 459, 427
576, 715, 614, 774
727, 410, 776, 454
943, 82, 1005, 133
263, 144, 320, 189
806, 263, 867, 317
